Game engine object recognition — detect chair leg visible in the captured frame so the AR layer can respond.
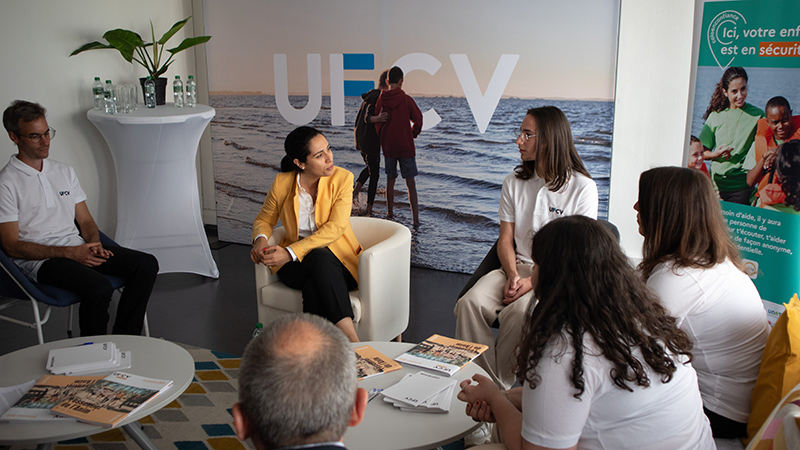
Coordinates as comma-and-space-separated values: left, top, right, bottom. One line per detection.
393, 333, 402, 342
143, 313, 150, 337
67, 304, 75, 338
32, 300, 45, 345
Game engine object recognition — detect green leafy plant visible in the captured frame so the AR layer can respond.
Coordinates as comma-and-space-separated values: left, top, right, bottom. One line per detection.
70, 16, 210, 79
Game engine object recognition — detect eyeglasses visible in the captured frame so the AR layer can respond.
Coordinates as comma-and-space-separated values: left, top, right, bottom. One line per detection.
514, 130, 536, 142
19, 127, 56, 142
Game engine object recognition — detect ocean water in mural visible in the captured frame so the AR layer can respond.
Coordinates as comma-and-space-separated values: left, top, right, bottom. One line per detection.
211, 94, 612, 273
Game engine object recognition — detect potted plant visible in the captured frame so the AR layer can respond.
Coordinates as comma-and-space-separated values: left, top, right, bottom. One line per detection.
70, 16, 210, 105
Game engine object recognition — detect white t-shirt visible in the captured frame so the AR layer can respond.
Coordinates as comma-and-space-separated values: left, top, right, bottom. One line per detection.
521, 334, 715, 450
498, 171, 598, 264
0, 156, 87, 279
647, 258, 770, 423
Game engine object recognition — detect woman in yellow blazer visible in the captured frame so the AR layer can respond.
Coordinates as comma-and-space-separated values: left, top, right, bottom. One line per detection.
250, 126, 362, 342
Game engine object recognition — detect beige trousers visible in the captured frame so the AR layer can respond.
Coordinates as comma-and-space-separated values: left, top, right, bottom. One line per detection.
454, 263, 535, 390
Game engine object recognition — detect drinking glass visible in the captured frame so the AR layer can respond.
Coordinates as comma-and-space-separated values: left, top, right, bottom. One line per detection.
127, 84, 138, 112
117, 85, 131, 113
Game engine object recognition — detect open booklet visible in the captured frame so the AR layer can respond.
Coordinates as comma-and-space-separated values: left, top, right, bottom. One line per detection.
50, 371, 172, 428
355, 345, 402, 380
394, 334, 488, 376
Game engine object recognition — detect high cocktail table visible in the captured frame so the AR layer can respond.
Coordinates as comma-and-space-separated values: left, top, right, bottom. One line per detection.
87, 106, 218, 279
0, 335, 194, 450
345, 341, 485, 450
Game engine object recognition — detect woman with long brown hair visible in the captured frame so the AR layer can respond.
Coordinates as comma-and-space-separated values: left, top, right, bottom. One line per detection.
454, 106, 598, 391
700, 66, 764, 204
458, 216, 713, 450
636, 166, 769, 438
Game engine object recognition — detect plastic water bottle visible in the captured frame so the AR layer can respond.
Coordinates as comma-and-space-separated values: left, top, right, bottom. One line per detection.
103, 80, 117, 114
252, 322, 263, 338
92, 77, 104, 111
173, 76, 184, 108
185, 75, 197, 108
144, 77, 156, 109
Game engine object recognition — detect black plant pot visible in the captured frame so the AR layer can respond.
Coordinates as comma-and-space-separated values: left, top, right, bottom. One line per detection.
139, 77, 168, 106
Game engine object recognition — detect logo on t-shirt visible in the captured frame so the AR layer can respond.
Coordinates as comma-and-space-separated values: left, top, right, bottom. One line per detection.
549, 206, 564, 215
59, 191, 70, 196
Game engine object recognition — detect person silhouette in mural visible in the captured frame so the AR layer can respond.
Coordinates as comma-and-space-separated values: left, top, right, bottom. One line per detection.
353, 69, 389, 216
699, 67, 764, 205
453, 106, 598, 390
375, 66, 423, 227
744, 96, 800, 208
0, 100, 159, 337
775, 139, 800, 213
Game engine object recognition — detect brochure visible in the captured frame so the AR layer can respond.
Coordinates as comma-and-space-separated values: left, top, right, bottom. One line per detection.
50, 371, 172, 428
394, 334, 488, 376
381, 371, 457, 408
0, 375, 103, 422
355, 345, 402, 380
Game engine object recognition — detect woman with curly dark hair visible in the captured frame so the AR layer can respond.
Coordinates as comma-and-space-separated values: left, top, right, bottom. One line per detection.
636, 166, 769, 438
457, 216, 713, 450
776, 139, 800, 211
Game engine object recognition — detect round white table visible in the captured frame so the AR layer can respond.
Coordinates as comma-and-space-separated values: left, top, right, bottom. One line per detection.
87, 105, 219, 278
345, 341, 484, 450
0, 335, 194, 449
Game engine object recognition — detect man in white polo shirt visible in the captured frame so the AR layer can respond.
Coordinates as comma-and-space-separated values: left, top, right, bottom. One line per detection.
0, 100, 158, 336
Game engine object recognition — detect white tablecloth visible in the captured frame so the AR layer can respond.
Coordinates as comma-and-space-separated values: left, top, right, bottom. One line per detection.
87, 105, 219, 278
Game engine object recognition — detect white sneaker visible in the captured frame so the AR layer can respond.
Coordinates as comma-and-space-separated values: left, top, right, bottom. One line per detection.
464, 422, 493, 448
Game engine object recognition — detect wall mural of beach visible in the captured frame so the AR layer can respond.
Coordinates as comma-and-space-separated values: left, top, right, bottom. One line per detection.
203, 0, 619, 273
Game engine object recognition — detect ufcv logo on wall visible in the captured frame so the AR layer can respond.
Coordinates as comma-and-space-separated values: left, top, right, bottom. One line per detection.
273, 52, 519, 134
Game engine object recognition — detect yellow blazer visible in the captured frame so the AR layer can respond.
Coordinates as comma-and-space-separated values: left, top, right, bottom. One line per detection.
251, 167, 362, 282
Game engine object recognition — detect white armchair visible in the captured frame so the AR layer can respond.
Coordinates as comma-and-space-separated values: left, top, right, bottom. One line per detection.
254, 216, 411, 341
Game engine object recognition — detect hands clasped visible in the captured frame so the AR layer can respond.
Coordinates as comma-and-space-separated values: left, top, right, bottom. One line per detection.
250, 238, 292, 267
71, 242, 113, 267
503, 274, 532, 305
458, 374, 500, 423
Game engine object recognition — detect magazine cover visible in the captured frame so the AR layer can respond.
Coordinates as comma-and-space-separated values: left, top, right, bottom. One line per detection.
394, 334, 488, 376
0, 375, 102, 422
354, 345, 402, 380
50, 371, 172, 428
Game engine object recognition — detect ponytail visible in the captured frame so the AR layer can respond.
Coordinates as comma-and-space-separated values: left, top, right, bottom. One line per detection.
281, 126, 323, 173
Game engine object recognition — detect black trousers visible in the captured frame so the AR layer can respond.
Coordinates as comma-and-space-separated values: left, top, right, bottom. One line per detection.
38, 245, 159, 336
704, 407, 747, 438
277, 247, 357, 324
355, 145, 381, 206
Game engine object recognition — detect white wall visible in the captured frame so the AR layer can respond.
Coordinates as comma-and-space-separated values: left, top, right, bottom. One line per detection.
608, 0, 701, 259
0, 0, 196, 233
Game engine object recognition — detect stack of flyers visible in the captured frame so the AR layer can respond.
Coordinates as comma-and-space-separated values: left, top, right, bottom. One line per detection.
380, 372, 457, 413
46, 342, 131, 376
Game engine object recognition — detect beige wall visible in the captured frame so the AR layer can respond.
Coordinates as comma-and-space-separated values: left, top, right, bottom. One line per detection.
0, 0, 197, 233
0, 0, 702, 259
608, 0, 701, 259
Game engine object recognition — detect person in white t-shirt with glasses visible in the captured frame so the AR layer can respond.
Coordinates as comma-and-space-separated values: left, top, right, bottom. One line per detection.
0, 100, 158, 337
454, 106, 598, 391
